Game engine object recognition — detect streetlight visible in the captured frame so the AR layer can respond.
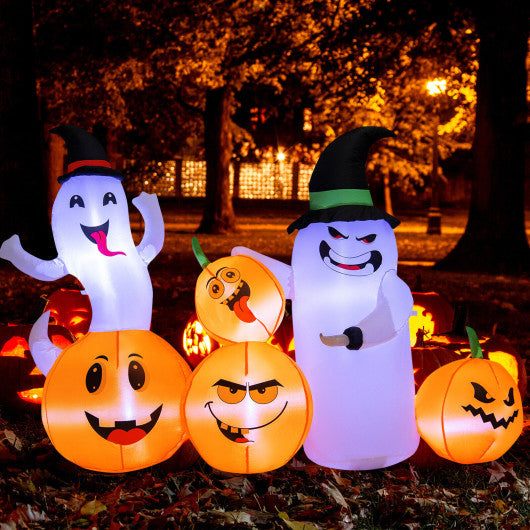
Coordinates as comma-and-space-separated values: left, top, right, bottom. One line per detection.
426, 78, 446, 235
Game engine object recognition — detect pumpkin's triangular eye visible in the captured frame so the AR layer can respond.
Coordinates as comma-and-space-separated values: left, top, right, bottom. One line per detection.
471, 382, 495, 403
503, 387, 515, 407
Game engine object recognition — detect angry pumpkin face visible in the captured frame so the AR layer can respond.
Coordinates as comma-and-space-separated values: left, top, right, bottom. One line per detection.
415, 357, 523, 464
42, 330, 191, 472
195, 255, 285, 344
184, 341, 312, 473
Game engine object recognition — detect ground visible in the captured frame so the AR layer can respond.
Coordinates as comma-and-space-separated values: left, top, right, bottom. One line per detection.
0, 202, 528, 528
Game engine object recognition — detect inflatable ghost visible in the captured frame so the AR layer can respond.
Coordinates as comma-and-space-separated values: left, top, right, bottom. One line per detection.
233, 127, 419, 470
0, 125, 163, 332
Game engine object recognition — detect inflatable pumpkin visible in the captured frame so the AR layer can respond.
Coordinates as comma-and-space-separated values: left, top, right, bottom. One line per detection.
42, 329, 191, 472
192, 238, 285, 345
184, 341, 312, 473
415, 327, 523, 464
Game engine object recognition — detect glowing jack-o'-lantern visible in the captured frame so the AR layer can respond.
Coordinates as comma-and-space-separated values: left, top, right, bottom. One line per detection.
182, 313, 220, 368
184, 341, 312, 473
41, 329, 191, 472
192, 238, 285, 345
44, 287, 92, 339
415, 327, 523, 464
409, 291, 454, 346
0, 324, 72, 406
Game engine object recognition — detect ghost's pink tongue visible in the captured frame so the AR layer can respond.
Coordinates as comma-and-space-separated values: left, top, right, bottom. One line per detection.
90, 230, 126, 257
234, 295, 256, 323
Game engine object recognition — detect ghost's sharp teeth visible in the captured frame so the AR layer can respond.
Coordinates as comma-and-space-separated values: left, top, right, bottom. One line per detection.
220, 423, 228, 430
241, 428, 249, 434
230, 426, 238, 433
98, 418, 115, 428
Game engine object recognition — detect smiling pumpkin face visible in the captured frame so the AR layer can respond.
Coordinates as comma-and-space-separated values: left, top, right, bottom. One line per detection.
195, 255, 285, 345
42, 330, 191, 472
184, 341, 312, 473
415, 357, 523, 464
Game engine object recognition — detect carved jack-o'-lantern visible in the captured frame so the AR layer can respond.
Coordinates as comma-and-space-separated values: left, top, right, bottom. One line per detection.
42, 329, 191, 472
182, 313, 220, 368
0, 324, 72, 405
193, 238, 285, 345
184, 341, 312, 473
409, 291, 454, 346
44, 287, 92, 339
415, 327, 523, 464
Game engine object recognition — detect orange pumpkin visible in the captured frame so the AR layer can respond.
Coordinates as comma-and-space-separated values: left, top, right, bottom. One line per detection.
44, 287, 92, 339
42, 329, 191, 472
193, 238, 285, 345
415, 327, 523, 464
0, 324, 72, 406
184, 341, 312, 473
182, 312, 220, 368
409, 291, 454, 346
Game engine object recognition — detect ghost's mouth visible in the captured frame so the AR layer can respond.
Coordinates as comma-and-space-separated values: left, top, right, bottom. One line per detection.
85, 405, 162, 445
205, 401, 288, 443
462, 404, 519, 430
221, 280, 256, 323
80, 220, 126, 257
319, 241, 382, 275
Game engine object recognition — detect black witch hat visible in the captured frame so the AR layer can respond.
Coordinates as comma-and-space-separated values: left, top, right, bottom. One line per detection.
51, 124, 123, 184
287, 126, 399, 233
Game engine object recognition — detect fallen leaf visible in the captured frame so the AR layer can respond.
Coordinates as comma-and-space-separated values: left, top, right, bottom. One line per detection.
278, 511, 320, 529
80, 500, 107, 516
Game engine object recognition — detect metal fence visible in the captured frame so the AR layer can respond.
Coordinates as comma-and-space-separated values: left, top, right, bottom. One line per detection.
124, 160, 313, 200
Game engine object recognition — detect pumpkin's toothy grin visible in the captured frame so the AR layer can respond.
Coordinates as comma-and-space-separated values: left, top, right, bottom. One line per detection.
319, 241, 382, 275
221, 280, 256, 323
205, 401, 288, 443
462, 404, 519, 430
85, 405, 163, 445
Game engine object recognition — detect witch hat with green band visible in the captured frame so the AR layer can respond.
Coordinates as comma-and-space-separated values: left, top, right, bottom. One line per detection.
287, 126, 400, 233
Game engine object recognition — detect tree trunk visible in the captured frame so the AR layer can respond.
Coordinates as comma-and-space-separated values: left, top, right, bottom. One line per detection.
435, 0, 529, 274
0, 0, 54, 258
197, 86, 237, 234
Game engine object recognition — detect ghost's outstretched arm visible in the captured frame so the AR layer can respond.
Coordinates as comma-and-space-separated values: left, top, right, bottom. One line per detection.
132, 192, 164, 265
231, 246, 294, 300
356, 270, 413, 345
0, 235, 67, 281
320, 270, 413, 349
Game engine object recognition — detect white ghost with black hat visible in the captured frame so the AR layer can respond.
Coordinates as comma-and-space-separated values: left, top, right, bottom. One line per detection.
233, 127, 419, 470
0, 125, 164, 333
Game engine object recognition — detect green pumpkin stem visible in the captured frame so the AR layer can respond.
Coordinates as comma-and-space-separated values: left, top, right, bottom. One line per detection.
465, 326, 484, 359
191, 237, 211, 270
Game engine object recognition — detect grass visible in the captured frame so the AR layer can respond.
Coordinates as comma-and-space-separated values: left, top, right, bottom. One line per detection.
0, 202, 528, 528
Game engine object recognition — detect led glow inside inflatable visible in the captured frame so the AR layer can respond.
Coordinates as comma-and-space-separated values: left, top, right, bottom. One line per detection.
232, 127, 419, 470
39, 325, 191, 472
184, 341, 312, 474
0, 125, 164, 332
415, 327, 523, 464
193, 238, 285, 344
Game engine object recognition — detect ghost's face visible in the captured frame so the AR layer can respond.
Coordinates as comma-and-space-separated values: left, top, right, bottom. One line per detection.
51, 175, 133, 258
292, 219, 398, 284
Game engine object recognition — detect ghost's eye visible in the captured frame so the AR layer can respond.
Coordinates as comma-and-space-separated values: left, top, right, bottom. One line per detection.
103, 192, 117, 206
471, 382, 495, 404
504, 387, 515, 407
356, 234, 377, 243
70, 195, 85, 208
208, 279, 224, 299
220, 268, 240, 283
128, 360, 145, 390
328, 227, 347, 239
86, 363, 103, 393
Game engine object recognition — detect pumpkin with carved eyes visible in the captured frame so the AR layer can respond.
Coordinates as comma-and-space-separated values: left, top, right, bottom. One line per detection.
415, 327, 523, 464
183, 341, 312, 473
42, 329, 191, 472
195, 254, 285, 345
